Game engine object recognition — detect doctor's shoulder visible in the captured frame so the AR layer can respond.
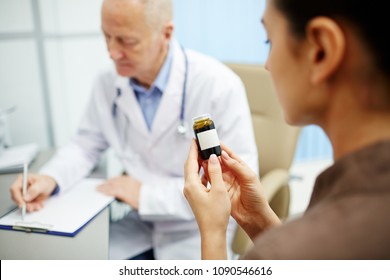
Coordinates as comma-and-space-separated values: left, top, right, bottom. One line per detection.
90, 65, 118, 96
186, 49, 243, 89
95, 64, 117, 84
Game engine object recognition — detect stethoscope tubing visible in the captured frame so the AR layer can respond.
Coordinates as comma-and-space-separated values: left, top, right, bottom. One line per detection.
179, 45, 188, 126
112, 45, 189, 134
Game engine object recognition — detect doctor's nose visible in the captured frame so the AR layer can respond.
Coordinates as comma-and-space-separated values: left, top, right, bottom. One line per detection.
107, 40, 124, 61
109, 48, 124, 61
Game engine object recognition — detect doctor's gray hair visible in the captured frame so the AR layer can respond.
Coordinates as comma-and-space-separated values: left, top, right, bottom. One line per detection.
136, 0, 173, 29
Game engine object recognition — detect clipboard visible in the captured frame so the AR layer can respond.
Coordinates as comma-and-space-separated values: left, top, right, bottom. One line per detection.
0, 178, 114, 237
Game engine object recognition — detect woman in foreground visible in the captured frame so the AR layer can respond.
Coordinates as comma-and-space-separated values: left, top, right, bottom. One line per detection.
184, 0, 390, 259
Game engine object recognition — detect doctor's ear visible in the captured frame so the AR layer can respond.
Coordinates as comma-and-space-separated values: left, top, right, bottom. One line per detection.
162, 21, 174, 41
306, 17, 346, 84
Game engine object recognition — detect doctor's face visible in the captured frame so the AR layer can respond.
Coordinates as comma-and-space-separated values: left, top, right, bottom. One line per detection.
101, 0, 172, 85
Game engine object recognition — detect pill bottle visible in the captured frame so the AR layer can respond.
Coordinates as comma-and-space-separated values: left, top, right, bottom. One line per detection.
192, 113, 221, 160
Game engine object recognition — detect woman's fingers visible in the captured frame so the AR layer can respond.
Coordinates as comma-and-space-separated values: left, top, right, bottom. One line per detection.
207, 154, 225, 192
220, 142, 245, 164
184, 140, 202, 183
221, 150, 258, 183
184, 140, 210, 202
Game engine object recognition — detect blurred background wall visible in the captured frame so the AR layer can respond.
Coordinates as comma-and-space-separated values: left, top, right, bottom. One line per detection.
0, 0, 332, 162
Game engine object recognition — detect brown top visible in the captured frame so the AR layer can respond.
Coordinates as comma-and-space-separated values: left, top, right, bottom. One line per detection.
243, 140, 390, 259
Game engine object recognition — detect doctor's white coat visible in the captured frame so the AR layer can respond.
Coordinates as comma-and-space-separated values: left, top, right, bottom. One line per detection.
40, 40, 258, 259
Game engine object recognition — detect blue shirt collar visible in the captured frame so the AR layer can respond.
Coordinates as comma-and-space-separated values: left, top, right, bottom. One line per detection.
129, 43, 173, 94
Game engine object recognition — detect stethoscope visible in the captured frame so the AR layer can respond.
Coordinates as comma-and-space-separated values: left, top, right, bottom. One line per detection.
112, 45, 189, 137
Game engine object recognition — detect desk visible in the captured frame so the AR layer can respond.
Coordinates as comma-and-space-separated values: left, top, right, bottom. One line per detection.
0, 150, 109, 259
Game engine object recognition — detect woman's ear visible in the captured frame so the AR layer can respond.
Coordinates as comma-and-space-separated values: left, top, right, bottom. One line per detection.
306, 17, 346, 84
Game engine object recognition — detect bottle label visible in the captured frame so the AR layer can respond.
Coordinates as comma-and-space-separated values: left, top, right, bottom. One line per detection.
197, 129, 220, 150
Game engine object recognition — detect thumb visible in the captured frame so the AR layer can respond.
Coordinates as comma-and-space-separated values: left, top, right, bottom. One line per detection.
207, 154, 225, 191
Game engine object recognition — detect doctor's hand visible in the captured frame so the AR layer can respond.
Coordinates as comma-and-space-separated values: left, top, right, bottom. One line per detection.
10, 173, 57, 212
97, 175, 141, 209
184, 140, 231, 259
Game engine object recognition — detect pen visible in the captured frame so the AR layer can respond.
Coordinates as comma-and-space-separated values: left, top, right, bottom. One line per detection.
22, 162, 28, 220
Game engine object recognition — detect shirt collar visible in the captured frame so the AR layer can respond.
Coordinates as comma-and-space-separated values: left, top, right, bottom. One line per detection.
129, 43, 173, 94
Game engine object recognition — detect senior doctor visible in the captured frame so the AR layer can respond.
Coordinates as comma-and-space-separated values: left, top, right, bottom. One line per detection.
10, 0, 258, 260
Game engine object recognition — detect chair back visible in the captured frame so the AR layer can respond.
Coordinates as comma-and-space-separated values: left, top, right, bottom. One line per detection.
227, 63, 300, 176
226, 63, 301, 257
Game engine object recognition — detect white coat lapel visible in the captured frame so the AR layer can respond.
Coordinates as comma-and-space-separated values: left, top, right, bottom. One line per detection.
114, 76, 149, 137
150, 41, 186, 142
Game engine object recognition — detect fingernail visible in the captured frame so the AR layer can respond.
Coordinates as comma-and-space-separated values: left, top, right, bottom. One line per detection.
209, 154, 218, 164
222, 150, 229, 160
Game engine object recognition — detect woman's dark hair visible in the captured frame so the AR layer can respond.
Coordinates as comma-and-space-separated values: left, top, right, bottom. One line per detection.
274, 0, 390, 76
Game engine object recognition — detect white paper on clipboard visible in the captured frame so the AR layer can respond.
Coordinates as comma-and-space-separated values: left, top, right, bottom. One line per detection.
0, 178, 114, 237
